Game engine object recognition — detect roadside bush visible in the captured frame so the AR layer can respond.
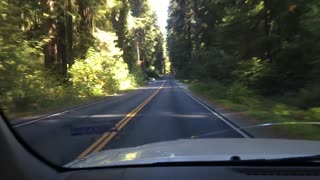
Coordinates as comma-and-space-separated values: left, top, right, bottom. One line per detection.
10, 70, 65, 110
0, 31, 138, 117
233, 57, 282, 95
69, 32, 135, 96
226, 82, 258, 107
189, 81, 210, 92
296, 86, 320, 109
0, 49, 72, 116
191, 47, 233, 82
69, 48, 133, 96
272, 104, 293, 117
132, 70, 145, 85
233, 57, 268, 85
189, 81, 226, 99
206, 81, 227, 99
305, 108, 320, 121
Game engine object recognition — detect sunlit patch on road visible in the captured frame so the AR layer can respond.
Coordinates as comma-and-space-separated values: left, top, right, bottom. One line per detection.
159, 112, 209, 119
139, 86, 175, 90
89, 114, 126, 118
62, 114, 126, 119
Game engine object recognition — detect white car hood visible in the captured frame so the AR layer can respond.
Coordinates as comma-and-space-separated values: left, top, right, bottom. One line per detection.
66, 138, 320, 168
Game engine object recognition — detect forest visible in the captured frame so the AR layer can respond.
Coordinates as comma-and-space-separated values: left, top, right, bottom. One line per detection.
0, 0, 165, 117
167, 0, 320, 107
1, 0, 320, 125
167, 0, 320, 134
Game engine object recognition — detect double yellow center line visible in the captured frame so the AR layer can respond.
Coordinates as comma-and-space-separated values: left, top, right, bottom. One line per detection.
76, 81, 166, 159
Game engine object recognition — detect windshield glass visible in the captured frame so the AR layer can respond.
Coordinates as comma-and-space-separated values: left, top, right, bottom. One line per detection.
1, 0, 320, 168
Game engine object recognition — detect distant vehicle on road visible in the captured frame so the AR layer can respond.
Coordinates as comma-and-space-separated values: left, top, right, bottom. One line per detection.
149, 78, 156, 82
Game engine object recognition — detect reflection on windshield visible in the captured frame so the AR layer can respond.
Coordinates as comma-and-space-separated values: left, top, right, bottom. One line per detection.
190, 122, 320, 139
124, 152, 138, 161
1, 0, 320, 167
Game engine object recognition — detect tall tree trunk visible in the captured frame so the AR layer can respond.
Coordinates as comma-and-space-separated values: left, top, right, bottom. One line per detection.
263, 0, 273, 62
77, 0, 93, 34
186, 17, 193, 58
135, 28, 143, 69
192, 0, 200, 51
118, 0, 129, 50
66, 0, 73, 66
57, 5, 67, 76
135, 40, 141, 68
77, 0, 93, 58
111, 0, 129, 50
42, 0, 57, 70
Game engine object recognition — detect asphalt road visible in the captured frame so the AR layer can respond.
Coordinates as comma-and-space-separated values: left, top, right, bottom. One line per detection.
13, 78, 249, 166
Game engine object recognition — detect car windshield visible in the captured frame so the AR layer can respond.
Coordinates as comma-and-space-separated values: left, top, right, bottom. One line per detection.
1, 0, 320, 168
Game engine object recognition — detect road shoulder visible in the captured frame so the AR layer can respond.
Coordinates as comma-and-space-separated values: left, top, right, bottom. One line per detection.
9, 90, 136, 126
176, 81, 292, 139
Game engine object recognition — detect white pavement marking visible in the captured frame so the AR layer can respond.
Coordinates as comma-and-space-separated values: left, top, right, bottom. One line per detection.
13, 82, 162, 128
12, 92, 135, 128
177, 82, 251, 138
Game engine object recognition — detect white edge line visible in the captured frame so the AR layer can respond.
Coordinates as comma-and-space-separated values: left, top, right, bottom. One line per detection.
12, 92, 134, 128
177, 82, 251, 138
12, 82, 162, 128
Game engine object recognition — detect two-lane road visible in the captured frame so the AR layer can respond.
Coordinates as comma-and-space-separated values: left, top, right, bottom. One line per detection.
13, 78, 249, 166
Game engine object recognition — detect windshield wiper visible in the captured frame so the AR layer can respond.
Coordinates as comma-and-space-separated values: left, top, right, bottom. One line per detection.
149, 155, 320, 166
227, 154, 320, 163
265, 154, 320, 162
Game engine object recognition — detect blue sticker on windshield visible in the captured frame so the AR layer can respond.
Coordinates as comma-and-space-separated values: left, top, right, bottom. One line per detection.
70, 123, 117, 136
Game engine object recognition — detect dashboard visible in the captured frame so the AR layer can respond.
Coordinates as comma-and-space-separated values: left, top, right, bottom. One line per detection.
65, 166, 320, 180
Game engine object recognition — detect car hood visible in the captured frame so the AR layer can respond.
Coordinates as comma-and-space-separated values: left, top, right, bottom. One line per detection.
65, 138, 320, 168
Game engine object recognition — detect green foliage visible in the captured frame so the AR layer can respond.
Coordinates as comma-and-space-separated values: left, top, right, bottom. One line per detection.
189, 81, 320, 140
131, 70, 146, 85
0, 39, 71, 115
168, 0, 320, 139
70, 32, 135, 96
190, 81, 257, 107
272, 104, 293, 117
191, 47, 233, 81
190, 81, 227, 99
226, 83, 257, 106
0, 0, 164, 118
190, 81, 254, 105
234, 57, 269, 85
296, 86, 320, 109
168, 0, 320, 107
305, 108, 320, 121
